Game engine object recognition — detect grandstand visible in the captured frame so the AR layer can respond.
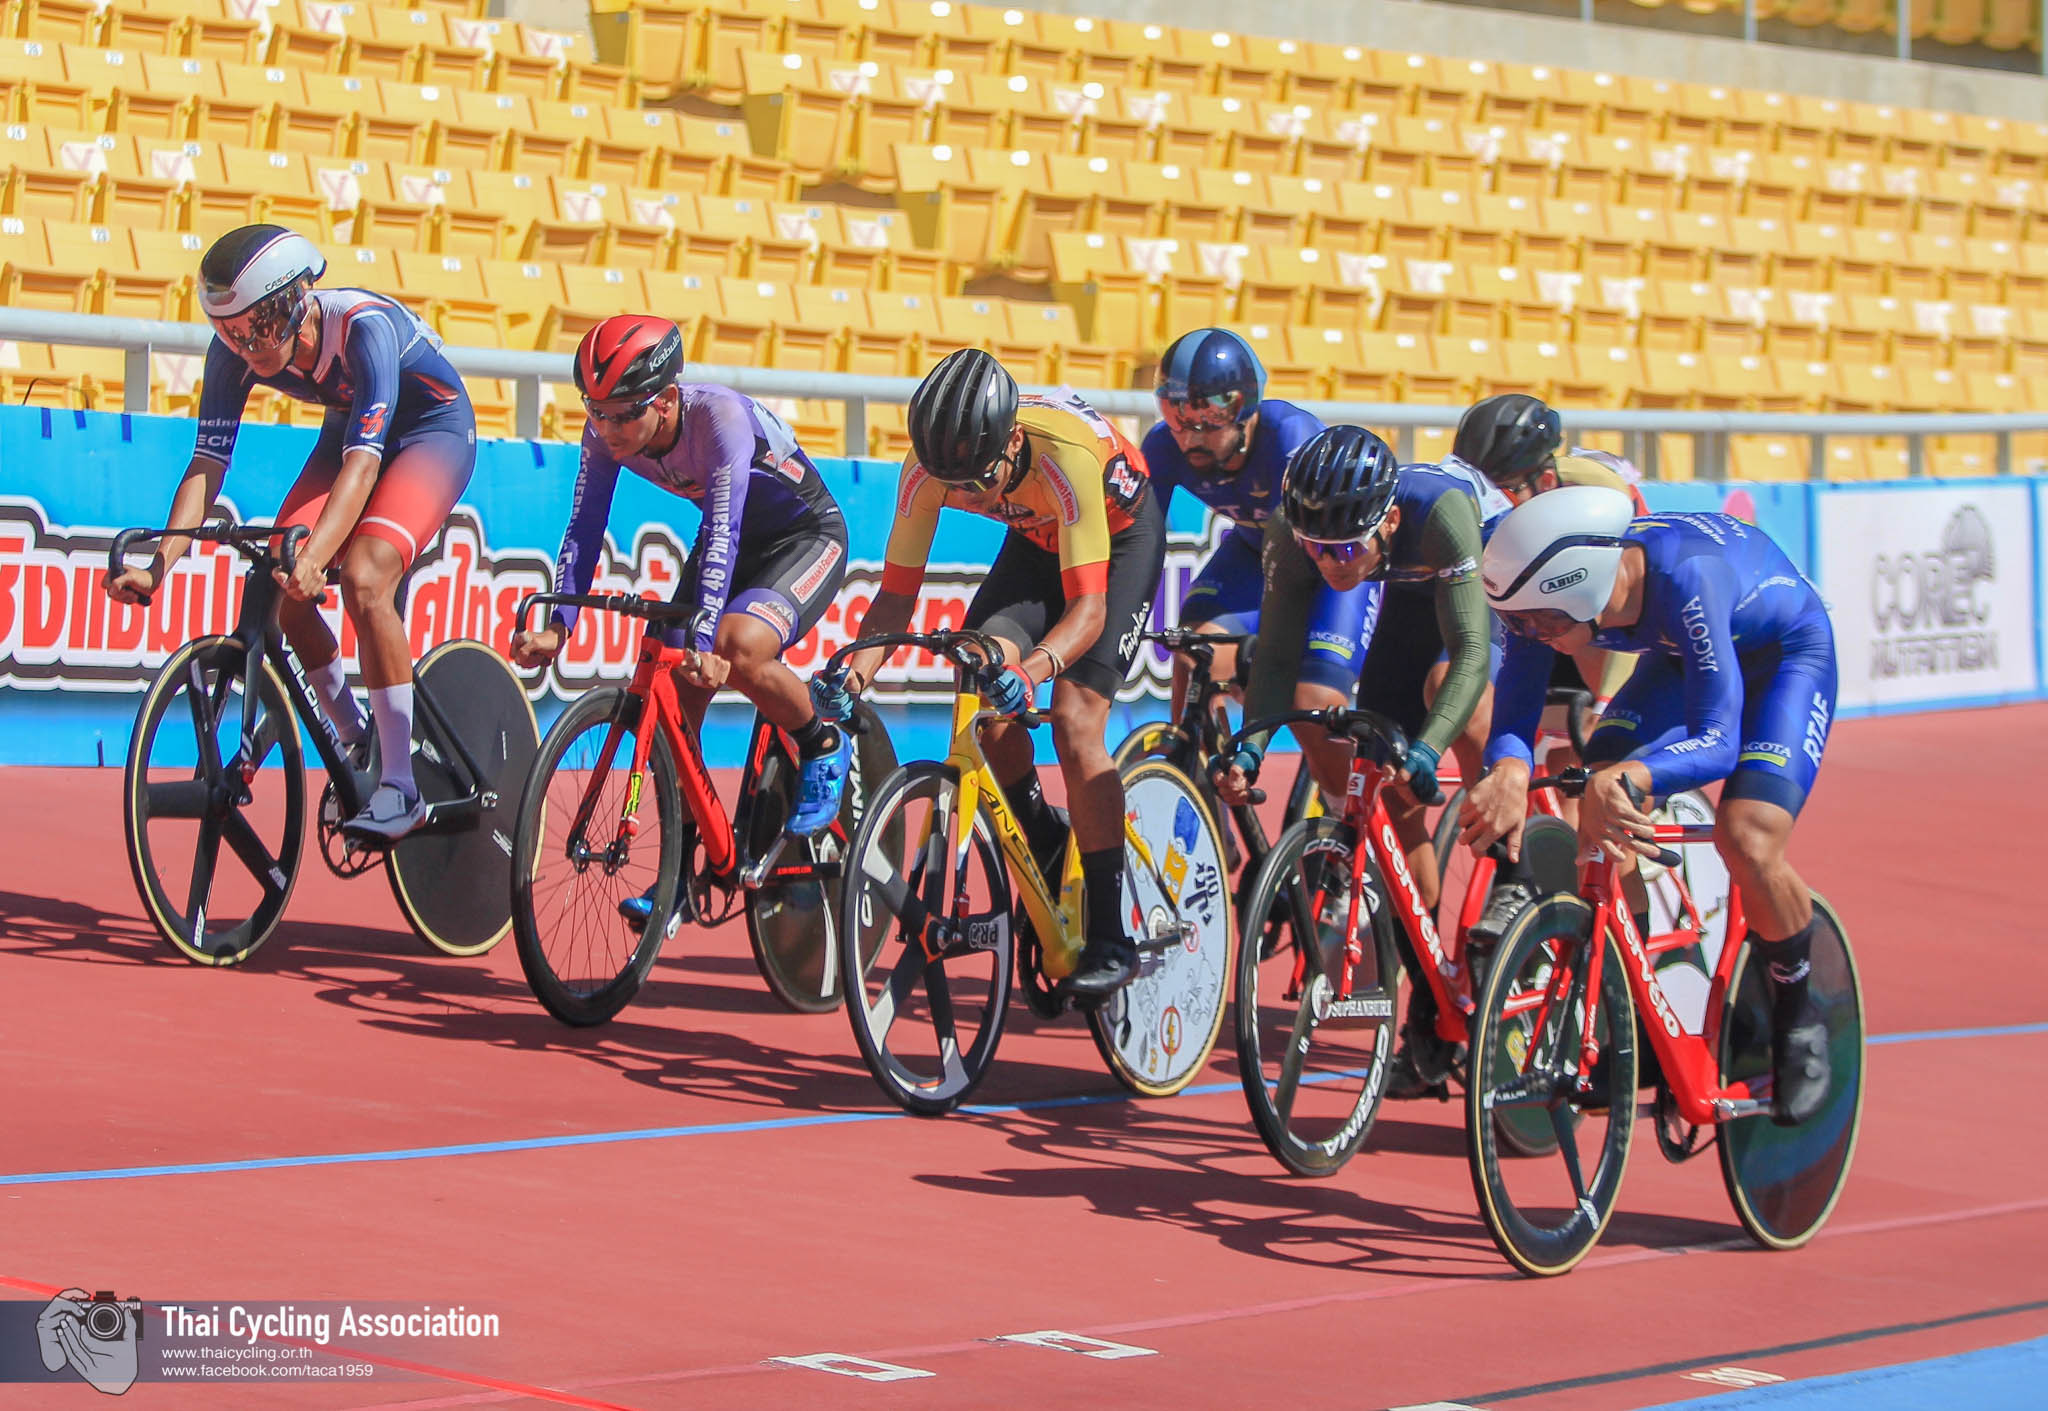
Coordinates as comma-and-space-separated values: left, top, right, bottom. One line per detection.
0, 0, 2044, 477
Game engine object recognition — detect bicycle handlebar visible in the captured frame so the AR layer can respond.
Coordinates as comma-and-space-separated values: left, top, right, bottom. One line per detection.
1140, 628, 1253, 656
513, 592, 715, 643
1528, 767, 1682, 869
821, 629, 1043, 727
1222, 706, 1440, 805
1545, 686, 1595, 757
108, 522, 306, 606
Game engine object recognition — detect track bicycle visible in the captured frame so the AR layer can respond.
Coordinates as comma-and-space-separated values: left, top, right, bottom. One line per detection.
508, 591, 896, 1025
1225, 706, 1582, 1176
112, 521, 537, 965
833, 629, 1233, 1114
1466, 768, 1865, 1276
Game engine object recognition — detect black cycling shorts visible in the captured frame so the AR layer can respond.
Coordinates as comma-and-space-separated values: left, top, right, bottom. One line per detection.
967, 487, 1165, 701
668, 510, 848, 651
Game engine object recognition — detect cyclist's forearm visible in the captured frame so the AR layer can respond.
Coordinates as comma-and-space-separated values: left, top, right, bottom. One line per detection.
1420, 577, 1490, 756
846, 588, 917, 690
1241, 516, 1315, 750
303, 449, 382, 568
1484, 637, 1549, 769
151, 459, 227, 574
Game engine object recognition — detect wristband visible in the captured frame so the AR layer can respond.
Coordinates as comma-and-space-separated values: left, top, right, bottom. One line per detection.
1027, 644, 1065, 680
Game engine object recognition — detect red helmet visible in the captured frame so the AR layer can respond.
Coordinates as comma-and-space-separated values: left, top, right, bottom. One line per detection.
574, 315, 683, 402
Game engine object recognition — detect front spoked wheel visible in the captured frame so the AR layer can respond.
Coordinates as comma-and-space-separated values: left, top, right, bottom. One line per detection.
1467, 894, 1637, 1277
1234, 816, 1399, 1177
123, 636, 304, 965
838, 762, 1013, 1115
1717, 892, 1864, 1250
512, 688, 683, 1026
1091, 759, 1234, 1098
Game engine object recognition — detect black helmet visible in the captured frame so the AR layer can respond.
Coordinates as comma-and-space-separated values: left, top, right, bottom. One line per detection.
1453, 393, 1563, 484
908, 348, 1018, 484
1283, 424, 1400, 542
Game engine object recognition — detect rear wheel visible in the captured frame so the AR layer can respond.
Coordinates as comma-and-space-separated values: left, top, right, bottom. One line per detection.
1717, 893, 1864, 1250
123, 636, 304, 966
386, 639, 538, 956
511, 688, 682, 1025
1467, 893, 1637, 1277
839, 762, 1013, 1115
1090, 759, 1234, 1098
1234, 816, 1398, 1177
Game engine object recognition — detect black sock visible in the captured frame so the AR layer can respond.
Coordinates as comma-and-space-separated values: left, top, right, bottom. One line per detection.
1633, 909, 1653, 941
1080, 848, 1125, 947
1010, 770, 1063, 855
791, 714, 840, 760
1756, 921, 1815, 1030
1490, 845, 1535, 891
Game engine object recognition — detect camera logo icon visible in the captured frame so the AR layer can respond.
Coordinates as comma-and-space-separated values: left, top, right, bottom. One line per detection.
36, 1288, 143, 1395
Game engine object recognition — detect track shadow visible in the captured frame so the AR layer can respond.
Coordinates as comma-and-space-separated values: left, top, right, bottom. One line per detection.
916, 1099, 1500, 1275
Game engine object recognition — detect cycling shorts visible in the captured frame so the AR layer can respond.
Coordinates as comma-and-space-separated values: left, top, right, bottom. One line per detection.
277, 407, 476, 570
969, 482, 1165, 701
668, 510, 847, 652
1352, 589, 1503, 741
1180, 527, 1383, 693
1582, 618, 1836, 816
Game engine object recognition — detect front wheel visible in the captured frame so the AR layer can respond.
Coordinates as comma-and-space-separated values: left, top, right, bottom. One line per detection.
511, 688, 683, 1025
123, 636, 304, 965
1090, 758, 1234, 1098
1111, 719, 1178, 773
838, 762, 1013, 1115
1717, 893, 1864, 1250
1234, 816, 1399, 1177
1467, 894, 1637, 1277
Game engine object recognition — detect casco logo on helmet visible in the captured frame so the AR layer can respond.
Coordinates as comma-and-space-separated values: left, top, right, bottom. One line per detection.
1540, 568, 1588, 594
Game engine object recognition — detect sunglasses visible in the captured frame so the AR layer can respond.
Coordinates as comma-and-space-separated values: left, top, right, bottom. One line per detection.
1158, 391, 1245, 435
583, 395, 658, 426
1294, 529, 1381, 564
947, 450, 1016, 495
1498, 607, 1582, 641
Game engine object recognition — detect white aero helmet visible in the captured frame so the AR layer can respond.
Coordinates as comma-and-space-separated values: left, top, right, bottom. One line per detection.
1482, 484, 1638, 632
198, 224, 325, 354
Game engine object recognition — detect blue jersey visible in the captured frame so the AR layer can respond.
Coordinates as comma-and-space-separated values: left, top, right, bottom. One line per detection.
193, 288, 469, 469
1143, 399, 1325, 547
1488, 513, 1835, 795
1375, 460, 1515, 595
552, 382, 840, 650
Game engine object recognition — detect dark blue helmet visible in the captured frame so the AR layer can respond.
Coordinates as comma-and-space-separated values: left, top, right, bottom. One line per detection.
1155, 327, 1265, 430
1283, 424, 1400, 543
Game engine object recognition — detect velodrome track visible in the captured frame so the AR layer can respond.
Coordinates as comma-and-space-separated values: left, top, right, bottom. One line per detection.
3, 702, 2044, 1408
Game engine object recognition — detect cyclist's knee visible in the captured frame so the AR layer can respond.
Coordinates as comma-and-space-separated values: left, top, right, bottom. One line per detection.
1048, 683, 1108, 757
336, 541, 401, 616
1715, 798, 1793, 879
713, 613, 780, 676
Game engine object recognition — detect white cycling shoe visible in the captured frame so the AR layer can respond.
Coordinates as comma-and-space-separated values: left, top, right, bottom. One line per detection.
343, 784, 428, 842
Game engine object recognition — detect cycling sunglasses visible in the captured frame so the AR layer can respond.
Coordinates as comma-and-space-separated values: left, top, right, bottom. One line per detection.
1498, 606, 1582, 641
583, 394, 659, 426
946, 448, 1017, 495
1294, 525, 1385, 565
1158, 390, 1246, 435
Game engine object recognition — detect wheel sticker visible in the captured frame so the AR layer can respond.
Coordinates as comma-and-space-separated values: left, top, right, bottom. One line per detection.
1160, 1005, 1182, 1056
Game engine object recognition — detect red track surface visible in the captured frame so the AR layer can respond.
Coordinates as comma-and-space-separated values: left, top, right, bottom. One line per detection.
4, 705, 2045, 1409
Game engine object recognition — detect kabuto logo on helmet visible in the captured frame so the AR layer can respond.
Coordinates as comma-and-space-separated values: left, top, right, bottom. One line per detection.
1540, 567, 1588, 594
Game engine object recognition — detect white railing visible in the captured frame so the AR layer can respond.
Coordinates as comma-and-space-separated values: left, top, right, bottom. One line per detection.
7, 306, 2047, 479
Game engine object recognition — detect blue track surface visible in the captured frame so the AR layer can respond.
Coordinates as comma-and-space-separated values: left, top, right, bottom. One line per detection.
1664, 1336, 2048, 1409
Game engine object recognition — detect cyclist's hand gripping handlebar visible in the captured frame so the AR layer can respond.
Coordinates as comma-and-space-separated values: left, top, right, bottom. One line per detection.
1527, 766, 1682, 869
107, 522, 306, 607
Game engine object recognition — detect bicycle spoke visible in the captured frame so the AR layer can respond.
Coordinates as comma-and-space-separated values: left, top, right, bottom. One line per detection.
219, 810, 290, 906
868, 937, 926, 1040
924, 957, 961, 1059
184, 815, 224, 936
1272, 988, 1319, 1121
145, 779, 210, 819
1551, 1101, 1591, 1203
185, 659, 224, 777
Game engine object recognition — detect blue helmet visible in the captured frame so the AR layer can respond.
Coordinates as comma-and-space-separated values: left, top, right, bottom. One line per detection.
1156, 327, 1265, 429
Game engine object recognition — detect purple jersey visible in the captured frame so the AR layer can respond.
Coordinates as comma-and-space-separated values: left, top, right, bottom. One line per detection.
551, 383, 841, 650
193, 289, 469, 468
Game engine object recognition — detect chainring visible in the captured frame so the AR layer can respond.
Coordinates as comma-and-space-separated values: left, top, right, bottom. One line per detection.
318, 780, 384, 878
1653, 1081, 1710, 1164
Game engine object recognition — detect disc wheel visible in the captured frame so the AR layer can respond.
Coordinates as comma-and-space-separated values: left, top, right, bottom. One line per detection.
1234, 816, 1399, 1177
838, 762, 1013, 1115
1111, 719, 1177, 772
123, 635, 304, 966
743, 701, 899, 1013
511, 688, 682, 1025
1090, 758, 1234, 1098
386, 639, 538, 956
1717, 893, 1865, 1250
1466, 893, 1637, 1277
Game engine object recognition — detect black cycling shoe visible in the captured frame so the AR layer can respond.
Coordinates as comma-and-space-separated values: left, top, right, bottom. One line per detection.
1064, 933, 1137, 1005
1383, 1043, 1450, 1101
1469, 881, 1535, 947
1771, 1002, 1832, 1127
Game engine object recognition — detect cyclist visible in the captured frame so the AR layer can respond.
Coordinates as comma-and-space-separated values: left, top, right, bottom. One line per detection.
1450, 393, 1650, 942
510, 316, 852, 928
1142, 327, 1379, 726
1216, 425, 1510, 1094
815, 350, 1164, 1002
101, 224, 476, 842
1464, 486, 1836, 1125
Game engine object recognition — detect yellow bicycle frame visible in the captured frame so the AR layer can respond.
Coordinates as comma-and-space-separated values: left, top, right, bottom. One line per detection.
934, 686, 1168, 982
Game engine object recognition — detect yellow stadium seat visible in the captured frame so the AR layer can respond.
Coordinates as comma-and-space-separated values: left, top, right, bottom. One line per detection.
18, 0, 100, 44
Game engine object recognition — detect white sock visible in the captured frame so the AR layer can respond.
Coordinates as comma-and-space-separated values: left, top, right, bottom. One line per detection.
369, 684, 416, 799
309, 658, 367, 743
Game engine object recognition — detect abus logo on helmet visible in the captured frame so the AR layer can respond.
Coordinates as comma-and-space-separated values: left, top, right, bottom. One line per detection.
1540, 567, 1587, 594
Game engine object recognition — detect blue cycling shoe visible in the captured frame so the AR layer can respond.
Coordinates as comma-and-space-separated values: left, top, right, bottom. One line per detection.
788, 730, 852, 836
